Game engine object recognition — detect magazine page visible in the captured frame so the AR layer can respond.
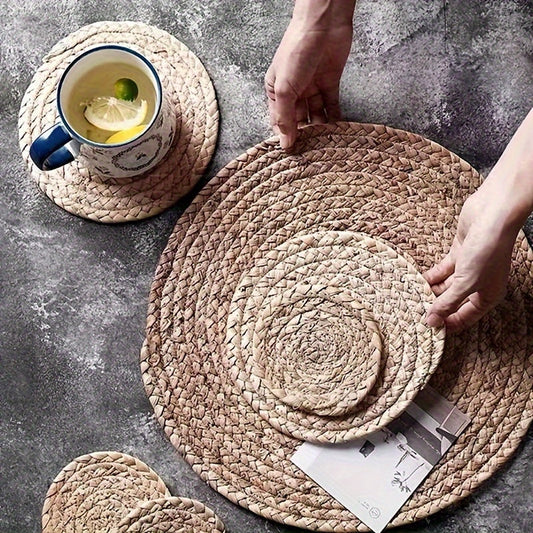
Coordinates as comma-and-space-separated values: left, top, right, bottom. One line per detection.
291, 387, 470, 533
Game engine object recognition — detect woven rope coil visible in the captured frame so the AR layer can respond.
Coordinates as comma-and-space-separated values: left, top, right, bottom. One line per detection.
225, 230, 444, 440
42, 451, 226, 532
116, 497, 226, 533
141, 122, 533, 531
18, 21, 218, 223
41, 451, 170, 532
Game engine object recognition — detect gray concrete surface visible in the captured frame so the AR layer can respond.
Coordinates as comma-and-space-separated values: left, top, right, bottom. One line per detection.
1, 1, 532, 532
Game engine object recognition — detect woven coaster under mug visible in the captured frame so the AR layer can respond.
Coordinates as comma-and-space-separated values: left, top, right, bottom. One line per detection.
141, 122, 533, 531
18, 21, 219, 223
42, 451, 225, 532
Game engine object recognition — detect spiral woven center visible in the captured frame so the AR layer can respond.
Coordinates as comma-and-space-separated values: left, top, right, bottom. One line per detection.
252, 290, 382, 416
225, 229, 442, 440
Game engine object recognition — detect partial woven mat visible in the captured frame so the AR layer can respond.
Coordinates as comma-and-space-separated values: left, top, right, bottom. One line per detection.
41, 451, 170, 532
42, 451, 226, 532
141, 122, 533, 531
116, 497, 226, 532
18, 21, 218, 223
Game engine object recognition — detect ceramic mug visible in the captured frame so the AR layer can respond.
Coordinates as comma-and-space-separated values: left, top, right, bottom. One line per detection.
29, 44, 175, 178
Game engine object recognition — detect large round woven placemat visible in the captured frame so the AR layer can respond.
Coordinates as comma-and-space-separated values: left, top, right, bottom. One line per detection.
42, 451, 170, 532
18, 21, 218, 223
141, 122, 533, 531
117, 497, 226, 532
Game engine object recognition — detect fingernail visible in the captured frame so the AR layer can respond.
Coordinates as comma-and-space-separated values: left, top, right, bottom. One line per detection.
280, 134, 295, 151
426, 313, 444, 327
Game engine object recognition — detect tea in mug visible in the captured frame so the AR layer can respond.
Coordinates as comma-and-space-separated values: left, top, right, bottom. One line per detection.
63, 62, 157, 144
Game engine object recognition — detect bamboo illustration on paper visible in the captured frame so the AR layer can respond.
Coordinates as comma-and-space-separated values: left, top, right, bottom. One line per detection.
391, 463, 425, 493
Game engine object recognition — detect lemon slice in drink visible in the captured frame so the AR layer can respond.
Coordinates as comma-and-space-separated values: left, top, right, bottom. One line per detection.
83, 96, 148, 132
105, 124, 147, 144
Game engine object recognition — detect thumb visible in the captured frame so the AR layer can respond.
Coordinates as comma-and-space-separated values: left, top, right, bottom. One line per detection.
426, 278, 471, 327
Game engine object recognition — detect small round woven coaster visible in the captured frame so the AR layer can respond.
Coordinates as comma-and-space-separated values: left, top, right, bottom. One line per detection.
141, 122, 533, 531
117, 497, 226, 533
225, 230, 444, 441
41, 451, 170, 533
18, 21, 219, 223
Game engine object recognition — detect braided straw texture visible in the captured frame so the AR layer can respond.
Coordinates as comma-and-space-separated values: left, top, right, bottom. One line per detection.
42, 451, 170, 532
18, 21, 218, 223
116, 497, 226, 532
141, 122, 533, 531
224, 230, 444, 441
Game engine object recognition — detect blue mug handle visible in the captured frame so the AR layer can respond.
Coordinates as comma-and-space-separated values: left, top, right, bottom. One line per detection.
29, 123, 81, 171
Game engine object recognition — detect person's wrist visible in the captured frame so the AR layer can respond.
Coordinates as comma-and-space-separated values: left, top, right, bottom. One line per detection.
291, 0, 356, 29
481, 164, 533, 233
292, 0, 333, 31
480, 106, 533, 231
330, 0, 357, 26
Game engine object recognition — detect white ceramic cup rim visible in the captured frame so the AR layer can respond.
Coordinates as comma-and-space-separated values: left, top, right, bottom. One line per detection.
56, 44, 163, 147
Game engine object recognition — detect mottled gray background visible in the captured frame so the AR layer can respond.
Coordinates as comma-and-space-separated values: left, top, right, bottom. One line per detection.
1, 1, 532, 532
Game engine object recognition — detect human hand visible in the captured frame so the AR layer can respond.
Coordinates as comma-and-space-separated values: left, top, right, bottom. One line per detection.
423, 190, 517, 332
424, 107, 533, 332
265, 0, 356, 149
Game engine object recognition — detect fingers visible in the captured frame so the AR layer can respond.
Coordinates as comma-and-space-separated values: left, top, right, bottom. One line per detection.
425, 280, 471, 328
321, 85, 342, 121
272, 84, 299, 150
440, 300, 488, 333
306, 93, 327, 124
295, 99, 309, 127
268, 91, 327, 149
265, 71, 298, 149
424, 237, 508, 331
427, 279, 503, 332
266, 71, 341, 150
264, 67, 276, 103
307, 83, 342, 123
423, 252, 455, 314
425, 275, 499, 333
429, 275, 454, 297
423, 252, 455, 286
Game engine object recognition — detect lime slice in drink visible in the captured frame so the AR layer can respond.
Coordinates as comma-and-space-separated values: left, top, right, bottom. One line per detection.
83, 97, 148, 132
114, 78, 139, 101
105, 124, 147, 144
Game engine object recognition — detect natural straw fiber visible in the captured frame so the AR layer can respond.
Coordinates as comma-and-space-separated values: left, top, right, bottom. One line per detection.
42, 451, 170, 532
141, 122, 533, 531
224, 230, 444, 441
18, 21, 218, 223
116, 497, 226, 533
